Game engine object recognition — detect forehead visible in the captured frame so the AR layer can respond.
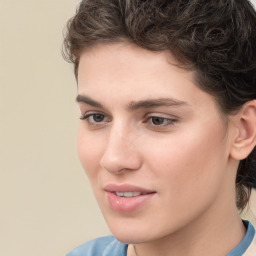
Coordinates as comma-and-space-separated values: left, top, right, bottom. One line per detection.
77, 43, 222, 116
78, 43, 194, 91
78, 42, 174, 80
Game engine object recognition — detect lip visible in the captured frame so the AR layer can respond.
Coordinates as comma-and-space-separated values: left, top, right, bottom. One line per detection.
104, 183, 155, 193
104, 183, 156, 212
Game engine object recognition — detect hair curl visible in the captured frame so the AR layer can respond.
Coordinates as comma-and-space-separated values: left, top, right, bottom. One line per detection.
63, 0, 256, 210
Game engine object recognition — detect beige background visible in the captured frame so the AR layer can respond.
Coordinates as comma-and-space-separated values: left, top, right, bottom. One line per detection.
0, 1, 255, 256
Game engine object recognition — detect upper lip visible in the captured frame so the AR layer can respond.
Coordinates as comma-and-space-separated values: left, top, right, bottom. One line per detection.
104, 183, 156, 193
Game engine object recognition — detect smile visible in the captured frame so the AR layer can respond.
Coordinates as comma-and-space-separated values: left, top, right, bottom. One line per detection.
103, 184, 156, 212
115, 192, 149, 197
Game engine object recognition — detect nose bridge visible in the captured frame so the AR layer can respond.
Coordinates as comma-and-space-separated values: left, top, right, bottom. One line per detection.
100, 120, 140, 173
110, 120, 132, 149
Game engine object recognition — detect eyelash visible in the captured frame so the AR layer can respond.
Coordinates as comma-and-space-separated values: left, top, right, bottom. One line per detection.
80, 112, 178, 129
145, 115, 177, 128
80, 113, 110, 125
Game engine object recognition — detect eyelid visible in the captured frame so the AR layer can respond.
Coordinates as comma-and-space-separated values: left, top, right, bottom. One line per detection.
80, 110, 106, 119
79, 111, 179, 131
145, 112, 179, 120
80, 111, 111, 124
144, 113, 179, 128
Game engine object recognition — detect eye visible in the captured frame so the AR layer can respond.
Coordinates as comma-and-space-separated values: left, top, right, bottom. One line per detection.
89, 114, 105, 123
80, 112, 109, 125
150, 116, 169, 125
146, 115, 178, 129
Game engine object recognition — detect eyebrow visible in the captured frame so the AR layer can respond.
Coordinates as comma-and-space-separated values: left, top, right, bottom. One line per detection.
76, 94, 189, 110
76, 95, 103, 108
128, 98, 188, 110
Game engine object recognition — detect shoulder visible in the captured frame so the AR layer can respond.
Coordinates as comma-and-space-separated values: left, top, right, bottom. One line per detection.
244, 236, 256, 256
66, 235, 128, 256
243, 221, 256, 256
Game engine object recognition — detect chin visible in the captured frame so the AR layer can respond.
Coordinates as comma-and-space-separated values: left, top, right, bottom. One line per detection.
105, 217, 165, 245
112, 231, 153, 245
103, 218, 145, 243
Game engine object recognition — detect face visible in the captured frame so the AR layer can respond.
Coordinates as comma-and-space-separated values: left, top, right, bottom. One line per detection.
77, 43, 235, 244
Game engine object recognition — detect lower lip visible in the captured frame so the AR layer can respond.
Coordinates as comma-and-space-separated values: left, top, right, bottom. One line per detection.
106, 192, 155, 212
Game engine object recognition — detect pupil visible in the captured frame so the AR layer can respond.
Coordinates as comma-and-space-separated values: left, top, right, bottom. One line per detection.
152, 117, 164, 125
93, 114, 104, 122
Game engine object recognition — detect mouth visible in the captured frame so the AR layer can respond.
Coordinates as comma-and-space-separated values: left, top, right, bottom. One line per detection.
104, 183, 155, 194
104, 184, 156, 212
114, 191, 151, 197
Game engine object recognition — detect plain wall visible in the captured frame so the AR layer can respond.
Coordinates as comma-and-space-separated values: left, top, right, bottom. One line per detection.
0, 1, 255, 255
0, 1, 110, 256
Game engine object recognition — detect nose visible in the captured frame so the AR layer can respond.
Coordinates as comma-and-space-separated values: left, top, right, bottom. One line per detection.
100, 124, 142, 174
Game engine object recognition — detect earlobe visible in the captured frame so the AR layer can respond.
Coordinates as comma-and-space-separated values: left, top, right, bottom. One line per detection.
230, 100, 256, 160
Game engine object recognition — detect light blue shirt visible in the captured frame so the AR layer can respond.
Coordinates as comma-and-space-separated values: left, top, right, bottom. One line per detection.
66, 221, 255, 256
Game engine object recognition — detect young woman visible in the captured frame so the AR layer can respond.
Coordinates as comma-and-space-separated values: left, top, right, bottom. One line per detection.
63, 0, 256, 255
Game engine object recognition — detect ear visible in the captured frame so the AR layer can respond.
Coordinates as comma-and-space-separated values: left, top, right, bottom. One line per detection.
230, 100, 256, 160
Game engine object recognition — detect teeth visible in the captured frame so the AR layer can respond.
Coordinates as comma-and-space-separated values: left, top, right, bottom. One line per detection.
115, 192, 143, 197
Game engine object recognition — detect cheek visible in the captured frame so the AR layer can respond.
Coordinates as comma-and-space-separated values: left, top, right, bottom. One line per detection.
143, 123, 228, 197
77, 127, 104, 179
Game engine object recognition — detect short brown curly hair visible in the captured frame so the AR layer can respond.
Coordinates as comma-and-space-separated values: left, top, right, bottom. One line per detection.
63, 0, 256, 210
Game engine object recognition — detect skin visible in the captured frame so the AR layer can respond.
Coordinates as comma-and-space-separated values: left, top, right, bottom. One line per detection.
76, 42, 246, 256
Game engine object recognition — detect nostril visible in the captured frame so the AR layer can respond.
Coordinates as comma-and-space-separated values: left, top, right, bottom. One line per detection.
100, 154, 128, 174
99, 127, 142, 173
100, 148, 142, 174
